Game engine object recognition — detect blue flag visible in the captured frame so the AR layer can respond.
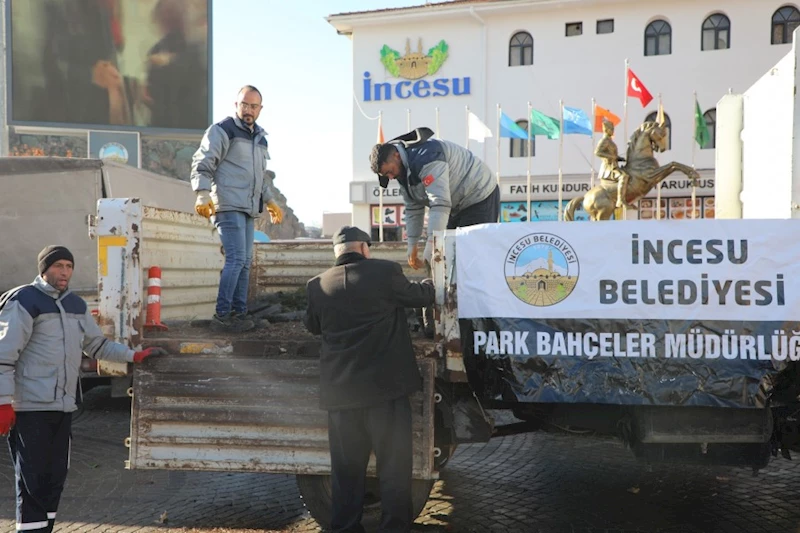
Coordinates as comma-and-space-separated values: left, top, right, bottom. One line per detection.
499, 112, 529, 139
562, 106, 592, 136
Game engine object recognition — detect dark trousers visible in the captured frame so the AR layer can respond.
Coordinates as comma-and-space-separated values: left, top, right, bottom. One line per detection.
446, 184, 501, 229
327, 396, 413, 533
8, 412, 72, 533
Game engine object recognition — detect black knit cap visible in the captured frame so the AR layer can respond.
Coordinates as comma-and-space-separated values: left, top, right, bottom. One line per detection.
332, 226, 371, 247
38, 245, 74, 275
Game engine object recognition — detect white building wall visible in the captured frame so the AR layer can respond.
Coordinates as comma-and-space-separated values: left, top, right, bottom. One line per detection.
344, 0, 794, 183
332, 0, 799, 233
741, 48, 796, 219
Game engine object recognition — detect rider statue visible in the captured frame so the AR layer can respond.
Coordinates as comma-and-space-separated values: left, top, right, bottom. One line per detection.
596, 119, 635, 210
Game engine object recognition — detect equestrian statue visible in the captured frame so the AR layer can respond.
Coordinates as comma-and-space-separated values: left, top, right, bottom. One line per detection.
564, 108, 700, 221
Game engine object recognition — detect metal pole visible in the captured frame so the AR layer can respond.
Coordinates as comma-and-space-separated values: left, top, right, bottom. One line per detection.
407, 108, 411, 132
623, 59, 629, 149
527, 101, 532, 217
621, 60, 629, 221
496, 103, 501, 187
656, 94, 662, 220
691, 91, 697, 220
378, 111, 384, 242
558, 99, 564, 222
435, 107, 440, 139
0, 0, 9, 157
590, 97, 596, 188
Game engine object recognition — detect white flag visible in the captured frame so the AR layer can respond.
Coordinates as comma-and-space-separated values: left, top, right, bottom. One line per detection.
468, 111, 493, 142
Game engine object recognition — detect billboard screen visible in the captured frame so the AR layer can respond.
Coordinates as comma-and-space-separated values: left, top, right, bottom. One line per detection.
8, 0, 211, 131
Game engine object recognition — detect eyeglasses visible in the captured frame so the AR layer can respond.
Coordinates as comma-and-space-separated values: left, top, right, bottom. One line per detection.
238, 102, 262, 111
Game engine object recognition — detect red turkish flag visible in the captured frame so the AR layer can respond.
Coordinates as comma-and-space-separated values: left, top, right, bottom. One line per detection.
627, 69, 654, 107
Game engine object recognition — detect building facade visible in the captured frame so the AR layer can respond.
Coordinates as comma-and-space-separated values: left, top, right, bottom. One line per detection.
329, 0, 798, 238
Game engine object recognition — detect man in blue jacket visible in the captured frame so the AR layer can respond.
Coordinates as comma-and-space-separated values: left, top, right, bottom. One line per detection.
191, 85, 283, 332
0, 245, 165, 533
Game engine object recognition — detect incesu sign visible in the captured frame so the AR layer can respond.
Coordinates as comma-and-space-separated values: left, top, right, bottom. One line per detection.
363, 38, 471, 101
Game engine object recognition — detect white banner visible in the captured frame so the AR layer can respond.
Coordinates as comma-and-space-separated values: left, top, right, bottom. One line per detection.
456, 220, 800, 321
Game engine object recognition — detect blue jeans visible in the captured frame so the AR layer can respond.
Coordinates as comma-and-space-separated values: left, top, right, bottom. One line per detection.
212, 211, 254, 317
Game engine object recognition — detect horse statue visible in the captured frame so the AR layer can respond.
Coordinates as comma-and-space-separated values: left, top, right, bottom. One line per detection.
564, 118, 700, 221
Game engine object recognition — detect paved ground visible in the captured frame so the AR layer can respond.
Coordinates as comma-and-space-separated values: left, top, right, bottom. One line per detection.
2, 387, 800, 533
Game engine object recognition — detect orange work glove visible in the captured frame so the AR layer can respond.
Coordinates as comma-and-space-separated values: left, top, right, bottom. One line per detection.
194, 191, 215, 219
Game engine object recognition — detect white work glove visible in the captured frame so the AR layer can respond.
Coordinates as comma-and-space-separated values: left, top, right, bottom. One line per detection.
195, 191, 215, 219
423, 240, 433, 264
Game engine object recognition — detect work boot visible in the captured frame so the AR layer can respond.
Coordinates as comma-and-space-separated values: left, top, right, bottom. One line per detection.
211, 312, 255, 332
232, 311, 257, 330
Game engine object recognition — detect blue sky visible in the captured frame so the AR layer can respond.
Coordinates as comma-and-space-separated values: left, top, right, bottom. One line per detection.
212, 1, 423, 227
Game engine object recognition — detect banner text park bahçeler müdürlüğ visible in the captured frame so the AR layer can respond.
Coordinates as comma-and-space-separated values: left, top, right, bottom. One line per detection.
453, 220, 800, 408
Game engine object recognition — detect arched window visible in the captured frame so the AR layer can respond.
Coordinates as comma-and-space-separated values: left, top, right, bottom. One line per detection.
645, 111, 672, 149
509, 32, 533, 66
772, 5, 800, 44
703, 109, 716, 149
702, 14, 731, 50
510, 120, 534, 157
645, 19, 672, 56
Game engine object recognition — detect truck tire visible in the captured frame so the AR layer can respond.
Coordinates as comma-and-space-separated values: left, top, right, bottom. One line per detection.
296, 474, 434, 529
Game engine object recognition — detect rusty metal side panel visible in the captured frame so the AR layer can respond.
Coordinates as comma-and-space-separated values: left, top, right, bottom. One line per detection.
140, 207, 223, 321
434, 231, 465, 381
250, 242, 425, 297
95, 198, 143, 376
129, 347, 436, 479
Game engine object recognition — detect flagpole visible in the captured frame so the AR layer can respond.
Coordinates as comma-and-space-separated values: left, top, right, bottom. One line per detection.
590, 97, 596, 188
527, 101, 532, 217
496, 103, 501, 187
623, 58, 629, 147
558, 99, 564, 222
378, 111, 384, 242
656, 93, 662, 220
435, 107, 440, 139
691, 90, 698, 220
465, 105, 470, 148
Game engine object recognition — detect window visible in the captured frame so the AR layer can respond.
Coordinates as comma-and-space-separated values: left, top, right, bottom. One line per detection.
645, 111, 671, 149
566, 22, 583, 37
509, 31, 533, 66
703, 109, 716, 149
510, 120, 533, 158
597, 19, 614, 34
773, 5, 800, 44
702, 14, 730, 50
644, 19, 672, 56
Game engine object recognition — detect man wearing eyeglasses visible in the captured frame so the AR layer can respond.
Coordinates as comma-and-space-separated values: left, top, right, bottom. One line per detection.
191, 85, 283, 332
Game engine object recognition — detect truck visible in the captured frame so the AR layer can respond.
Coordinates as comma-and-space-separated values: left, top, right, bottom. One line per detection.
96, 199, 800, 527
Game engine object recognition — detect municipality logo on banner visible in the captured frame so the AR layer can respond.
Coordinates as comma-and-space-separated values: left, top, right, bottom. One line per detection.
456, 220, 798, 322
504, 233, 580, 307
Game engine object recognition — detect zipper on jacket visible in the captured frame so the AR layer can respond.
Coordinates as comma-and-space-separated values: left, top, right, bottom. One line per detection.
57, 297, 69, 409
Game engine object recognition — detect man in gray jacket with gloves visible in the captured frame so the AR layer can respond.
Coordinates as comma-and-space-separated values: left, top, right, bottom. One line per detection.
191, 85, 283, 332
0, 245, 165, 533
370, 128, 500, 337
369, 127, 500, 269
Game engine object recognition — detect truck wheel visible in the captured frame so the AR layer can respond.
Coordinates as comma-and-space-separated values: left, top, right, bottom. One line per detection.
296, 474, 434, 529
